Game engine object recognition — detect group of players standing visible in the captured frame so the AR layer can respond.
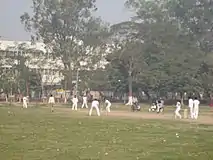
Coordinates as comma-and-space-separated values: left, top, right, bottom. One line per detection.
147, 97, 200, 120
47, 94, 112, 116
173, 97, 200, 119
22, 94, 201, 119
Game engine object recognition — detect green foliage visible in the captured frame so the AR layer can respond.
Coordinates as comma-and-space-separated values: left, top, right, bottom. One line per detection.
15, 0, 213, 98
0, 44, 42, 95
103, 0, 213, 98
21, 0, 109, 89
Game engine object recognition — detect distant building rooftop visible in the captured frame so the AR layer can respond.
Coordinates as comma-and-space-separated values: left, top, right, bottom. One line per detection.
0, 40, 109, 69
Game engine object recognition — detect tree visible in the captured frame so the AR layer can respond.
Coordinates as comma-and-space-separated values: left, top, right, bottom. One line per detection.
106, 38, 147, 104
20, 0, 109, 92
0, 42, 45, 101
0, 45, 22, 98
197, 58, 213, 98
104, 0, 208, 102
167, 0, 213, 52
106, 63, 129, 94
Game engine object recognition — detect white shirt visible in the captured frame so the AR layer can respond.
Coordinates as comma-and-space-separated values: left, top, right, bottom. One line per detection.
92, 100, 99, 107
157, 102, 162, 108
23, 97, 28, 103
188, 99, 193, 107
176, 102, 181, 110
193, 100, 200, 107
83, 96, 87, 102
105, 99, 111, 106
72, 97, 78, 104
48, 97, 55, 104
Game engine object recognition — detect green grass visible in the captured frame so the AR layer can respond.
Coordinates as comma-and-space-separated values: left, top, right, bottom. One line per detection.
0, 106, 213, 160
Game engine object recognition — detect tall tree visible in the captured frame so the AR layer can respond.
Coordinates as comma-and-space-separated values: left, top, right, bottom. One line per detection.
106, 0, 207, 101
167, 0, 213, 52
106, 38, 147, 104
20, 0, 109, 92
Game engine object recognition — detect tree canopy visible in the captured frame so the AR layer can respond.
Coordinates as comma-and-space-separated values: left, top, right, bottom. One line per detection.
20, 0, 109, 91
104, 0, 213, 100
8, 0, 213, 100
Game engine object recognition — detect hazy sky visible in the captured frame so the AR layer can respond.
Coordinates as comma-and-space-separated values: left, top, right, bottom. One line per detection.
0, 0, 132, 41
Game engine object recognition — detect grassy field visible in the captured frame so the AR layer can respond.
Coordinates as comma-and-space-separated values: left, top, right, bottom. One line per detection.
0, 105, 213, 160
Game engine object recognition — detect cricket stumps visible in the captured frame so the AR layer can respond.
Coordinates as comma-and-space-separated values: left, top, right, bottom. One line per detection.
184, 109, 188, 119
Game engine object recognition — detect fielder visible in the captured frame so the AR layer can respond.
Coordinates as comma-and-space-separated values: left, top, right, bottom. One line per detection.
105, 98, 111, 115
193, 97, 200, 119
48, 95, 55, 112
72, 95, 78, 110
125, 95, 133, 106
156, 100, 162, 113
188, 97, 194, 119
175, 101, 182, 119
81, 95, 88, 108
23, 96, 28, 108
89, 99, 100, 116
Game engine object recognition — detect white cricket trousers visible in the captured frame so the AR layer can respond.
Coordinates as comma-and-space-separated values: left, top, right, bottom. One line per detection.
23, 102, 28, 108
82, 101, 88, 108
106, 104, 111, 112
189, 106, 193, 119
72, 103, 78, 110
193, 106, 199, 119
157, 106, 160, 113
175, 108, 182, 119
49, 103, 54, 112
89, 105, 100, 116
126, 96, 133, 105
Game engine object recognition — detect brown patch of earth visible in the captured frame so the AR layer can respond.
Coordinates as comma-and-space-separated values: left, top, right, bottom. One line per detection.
55, 107, 213, 125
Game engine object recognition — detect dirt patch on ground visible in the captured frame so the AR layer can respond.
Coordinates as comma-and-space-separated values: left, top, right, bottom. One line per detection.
55, 107, 213, 125
109, 111, 213, 125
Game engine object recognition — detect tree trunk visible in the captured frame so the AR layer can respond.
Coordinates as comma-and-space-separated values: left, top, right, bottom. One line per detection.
76, 69, 79, 96
17, 87, 22, 103
26, 80, 29, 97
41, 82, 44, 98
63, 63, 73, 96
144, 91, 150, 100
128, 74, 132, 98
180, 92, 184, 106
126, 71, 133, 105
10, 84, 13, 98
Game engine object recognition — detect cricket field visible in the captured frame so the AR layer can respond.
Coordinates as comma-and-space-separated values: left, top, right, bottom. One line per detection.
0, 104, 213, 160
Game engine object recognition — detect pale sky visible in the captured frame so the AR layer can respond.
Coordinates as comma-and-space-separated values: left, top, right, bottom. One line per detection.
0, 0, 132, 41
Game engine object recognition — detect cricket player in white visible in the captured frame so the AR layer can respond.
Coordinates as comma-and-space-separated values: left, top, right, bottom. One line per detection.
23, 96, 28, 108
81, 95, 88, 108
48, 95, 55, 112
72, 95, 78, 110
175, 101, 182, 119
89, 99, 100, 116
156, 100, 162, 113
188, 97, 194, 119
105, 99, 111, 115
125, 95, 133, 105
193, 97, 200, 119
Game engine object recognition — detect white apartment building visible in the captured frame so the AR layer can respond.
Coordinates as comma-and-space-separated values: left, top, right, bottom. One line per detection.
0, 40, 109, 87
0, 40, 64, 86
